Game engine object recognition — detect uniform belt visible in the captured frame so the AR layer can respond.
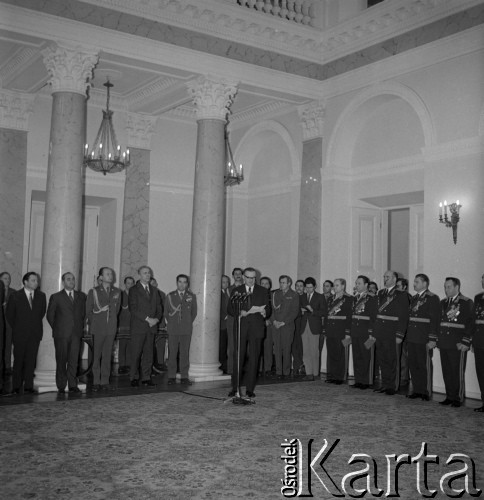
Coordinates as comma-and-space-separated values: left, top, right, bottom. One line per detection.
328, 315, 347, 320
476, 320, 484, 325
409, 317, 430, 323
440, 322, 465, 329
352, 315, 370, 320
376, 314, 398, 321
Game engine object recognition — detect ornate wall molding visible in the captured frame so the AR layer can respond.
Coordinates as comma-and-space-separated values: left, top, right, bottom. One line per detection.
0, 89, 35, 131
422, 136, 484, 162
126, 113, 158, 150
41, 43, 98, 95
80, 0, 483, 64
186, 76, 238, 121
297, 100, 325, 140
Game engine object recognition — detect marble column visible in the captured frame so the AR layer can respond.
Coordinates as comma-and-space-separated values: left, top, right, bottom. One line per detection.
35, 44, 98, 393
120, 113, 157, 280
186, 76, 238, 381
297, 101, 324, 284
0, 90, 34, 286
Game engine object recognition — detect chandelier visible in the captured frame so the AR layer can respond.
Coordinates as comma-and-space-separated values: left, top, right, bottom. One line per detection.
224, 129, 243, 187
84, 79, 130, 175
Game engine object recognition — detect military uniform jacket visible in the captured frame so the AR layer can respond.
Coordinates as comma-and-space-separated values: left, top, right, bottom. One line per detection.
86, 285, 121, 336
351, 292, 377, 338
407, 290, 440, 344
272, 288, 300, 328
325, 293, 353, 339
164, 290, 197, 336
474, 292, 484, 349
437, 293, 474, 349
373, 287, 409, 340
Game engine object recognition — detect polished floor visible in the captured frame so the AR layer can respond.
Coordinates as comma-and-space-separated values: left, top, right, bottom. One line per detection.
1, 363, 481, 409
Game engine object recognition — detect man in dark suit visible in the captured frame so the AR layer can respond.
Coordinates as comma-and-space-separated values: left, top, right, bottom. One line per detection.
1, 271, 15, 377
219, 275, 230, 374
473, 273, 484, 412
6, 271, 46, 394
300, 277, 327, 381
46, 272, 87, 394
129, 266, 162, 387
227, 267, 272, 398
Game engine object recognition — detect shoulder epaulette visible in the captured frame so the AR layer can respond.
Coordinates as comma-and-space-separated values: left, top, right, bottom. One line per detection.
460, 295, 471, 302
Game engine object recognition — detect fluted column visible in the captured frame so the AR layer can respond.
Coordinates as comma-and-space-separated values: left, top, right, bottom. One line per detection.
297, 101, 324, 283
186, 76, 238, 381
35, 44, 98, 393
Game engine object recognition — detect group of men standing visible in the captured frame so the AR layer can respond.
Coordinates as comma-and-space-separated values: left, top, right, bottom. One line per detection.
220, 267, 484, 412
0, 266, 197, 395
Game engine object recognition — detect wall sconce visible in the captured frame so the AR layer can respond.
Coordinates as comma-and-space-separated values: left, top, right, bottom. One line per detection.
439, 200, 461, 244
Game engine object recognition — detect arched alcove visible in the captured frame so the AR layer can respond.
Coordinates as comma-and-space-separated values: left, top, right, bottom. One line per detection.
326, 81, 436, 171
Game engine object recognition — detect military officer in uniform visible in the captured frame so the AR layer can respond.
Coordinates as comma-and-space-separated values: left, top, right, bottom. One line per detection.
164, 274, 197, 385
405, 273, 440, 401
473, 273, 484, 412
271, 275, 300, 379
437, 277, 473, 408
373, 270, 409, 395
325, 279, 353, 385
350, 275, 377, 390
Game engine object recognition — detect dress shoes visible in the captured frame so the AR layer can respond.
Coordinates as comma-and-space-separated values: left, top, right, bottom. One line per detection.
58, 388, 66, 394
24, 388, 37, 394
385, 389, 395, 395
69, 387, 81, 393
333, 380, 343, 385
130, 379, 139, 387
102, 384, 116, 391
227, 390, 236, 397
359, 384, 369, 390
451, 401, 461, 408
324, 379, 334, 384
167, 378, 176, 385
246, 391, 256, 398
277, 375, 285, 380
142, 380, 156, 387
351, 383, 362, 389
439, 398, 453, 406
373, 388, 386, 393
303, 375, 315, 381
406, 393, 421, 399
474, 406, 484, 412
421, 394, 430, 401
91, 384, 101, 392
180, 378, 192, 385
264, 371, 272, 377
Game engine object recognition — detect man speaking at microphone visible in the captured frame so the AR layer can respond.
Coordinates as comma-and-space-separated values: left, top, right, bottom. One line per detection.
227, 267, 272, 398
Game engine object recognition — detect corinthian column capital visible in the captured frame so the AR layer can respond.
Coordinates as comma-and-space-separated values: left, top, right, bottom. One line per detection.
42, 43, 99, 95
298, 100, 325, 141
186, 76, 238, 121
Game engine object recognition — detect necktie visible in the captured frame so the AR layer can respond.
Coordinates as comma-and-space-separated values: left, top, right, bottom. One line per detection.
307, 293, 310, 303
249, 287, 252, 294
29, 292, 33, 309
145, 285, 150, 297
69, 292, 74, 303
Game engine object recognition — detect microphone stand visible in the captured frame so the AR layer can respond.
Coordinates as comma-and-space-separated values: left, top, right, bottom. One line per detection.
225, 292, 255, 405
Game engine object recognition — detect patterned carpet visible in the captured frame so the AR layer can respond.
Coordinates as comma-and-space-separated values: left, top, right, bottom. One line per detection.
1, 381, 483, 499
